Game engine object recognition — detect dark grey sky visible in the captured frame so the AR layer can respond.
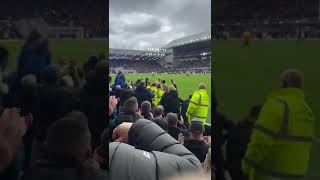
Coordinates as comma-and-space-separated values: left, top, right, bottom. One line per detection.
109, 0, 211, 50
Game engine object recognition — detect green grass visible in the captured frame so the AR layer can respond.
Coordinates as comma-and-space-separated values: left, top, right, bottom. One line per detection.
0, 39, 107, 71
112, 73, 212, 123
214, 40, 320, 179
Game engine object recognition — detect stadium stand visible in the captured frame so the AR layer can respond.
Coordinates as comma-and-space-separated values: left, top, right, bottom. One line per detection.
109, 32, 211, 73
0, 0, 107, 39
213, 0, 320, 39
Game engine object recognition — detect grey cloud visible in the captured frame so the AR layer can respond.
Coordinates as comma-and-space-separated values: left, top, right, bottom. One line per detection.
123, 17, 162, 34
109, 0, 210, 50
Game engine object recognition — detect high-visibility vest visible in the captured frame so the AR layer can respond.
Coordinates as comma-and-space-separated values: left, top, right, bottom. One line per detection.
153, 88, 163, 106
242, 88, 316, 180
150, 86, 157, 94
186, 89, 210, 124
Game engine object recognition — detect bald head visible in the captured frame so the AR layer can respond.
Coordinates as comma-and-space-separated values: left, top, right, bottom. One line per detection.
198, 83, 206, 90
168, 85, 176, 92
21, 74, 37, 89
280, 69, 304, 89
154, 105, 164, 117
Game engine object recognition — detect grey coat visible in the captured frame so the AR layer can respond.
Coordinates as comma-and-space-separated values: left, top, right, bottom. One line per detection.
109, 119, 202, 180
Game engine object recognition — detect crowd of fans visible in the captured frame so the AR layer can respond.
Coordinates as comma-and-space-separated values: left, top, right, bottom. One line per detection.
213, 0, 320, 40
110, 59, 211, 73
213, 69, 316, 180
214, 0, 318, 22
109, 59, 166, 73
0, 29, 108, 179
176, 60, 211, 72
108, 71, 212, 179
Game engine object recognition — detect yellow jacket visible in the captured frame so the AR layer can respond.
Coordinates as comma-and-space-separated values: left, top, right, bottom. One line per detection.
153, 88, 164, 106
242, 88, 315, 180
187, 89, 209, 124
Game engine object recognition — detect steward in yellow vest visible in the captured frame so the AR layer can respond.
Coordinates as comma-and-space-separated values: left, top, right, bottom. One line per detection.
187, 83, 210, 124
149, 83, 157, 95
153, 84, 164, 106
242, 69, 316, 180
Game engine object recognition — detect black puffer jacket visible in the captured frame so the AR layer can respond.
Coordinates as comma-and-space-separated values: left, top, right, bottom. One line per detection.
109, 119, 202, 180
159, 90, 182, 116
134, 87, 154, 108
115, 112, 141, 125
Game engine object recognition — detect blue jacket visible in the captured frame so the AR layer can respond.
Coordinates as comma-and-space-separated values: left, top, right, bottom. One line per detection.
17, 44, 52, 79
114, 74, 125, 87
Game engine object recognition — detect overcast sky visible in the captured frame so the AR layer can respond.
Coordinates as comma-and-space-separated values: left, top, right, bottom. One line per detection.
109, 0, 211, 50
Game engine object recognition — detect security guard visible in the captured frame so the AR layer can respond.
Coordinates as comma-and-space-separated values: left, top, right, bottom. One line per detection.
153, 83, 164, 106
242, 69, 316, 180
187, 83, 210, 124
149, 83, 157, 95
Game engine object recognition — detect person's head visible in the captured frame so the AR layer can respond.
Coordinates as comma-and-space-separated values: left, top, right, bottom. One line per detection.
152, 117, 168, 131
198, 83, 206, 90
161, 80, 166, 84
248, 105, 262, 122
26, 29, 43, 44
156, 83, 162, 89
168, 85, 176, 92
0, 46, 8, 69
138, 81, 146, 89
117, 70, 122, 75
280, 69, 304, 89
166, 113, 178, 127
83, 56, 98, 73
46, 117, 91, 162
154, 105, 164, 117
189, 119, 204, 140
152, 82, 157, 87
162, 84, 168, 92
141, 101, 151, 113
123, 97, 138, 114
21, 74, 37, 91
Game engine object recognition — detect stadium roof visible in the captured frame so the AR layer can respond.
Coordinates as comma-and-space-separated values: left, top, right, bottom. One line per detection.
162, 32, 211, 49
109, 48, 166, 60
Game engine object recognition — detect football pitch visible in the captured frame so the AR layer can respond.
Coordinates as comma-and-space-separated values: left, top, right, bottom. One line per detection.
0, 39, 107, 70
112, 73, 212, 123
214, 40, 320, 179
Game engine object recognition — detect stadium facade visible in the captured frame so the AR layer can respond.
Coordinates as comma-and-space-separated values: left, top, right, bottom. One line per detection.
109, 32, 211, 73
